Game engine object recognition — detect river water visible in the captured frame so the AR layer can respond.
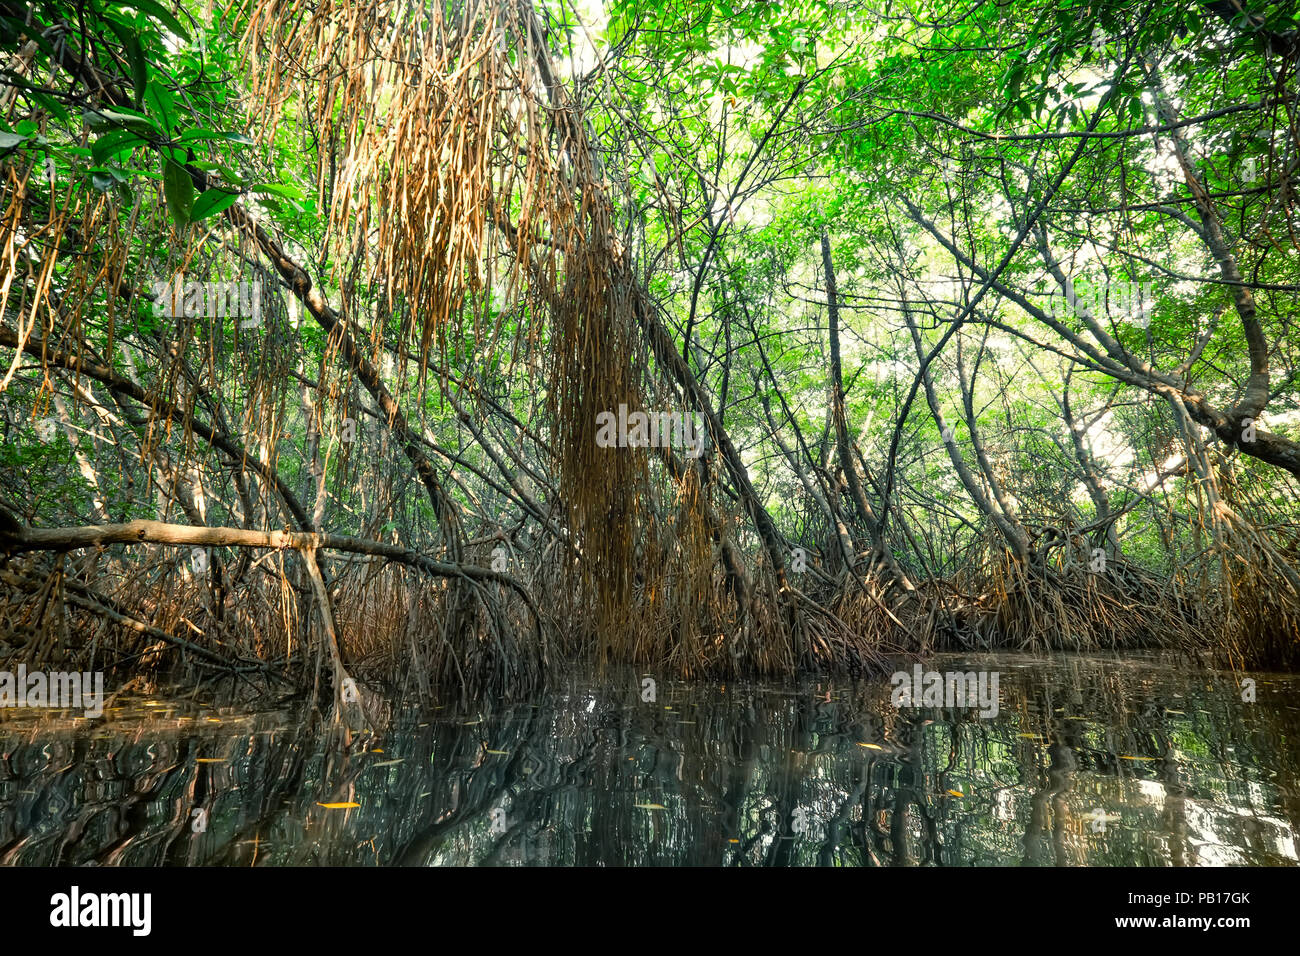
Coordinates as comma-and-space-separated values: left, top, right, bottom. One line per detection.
1, 653, 1297, 865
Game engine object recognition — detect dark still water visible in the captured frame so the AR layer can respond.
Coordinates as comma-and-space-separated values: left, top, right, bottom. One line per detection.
1, 653, 1297, 866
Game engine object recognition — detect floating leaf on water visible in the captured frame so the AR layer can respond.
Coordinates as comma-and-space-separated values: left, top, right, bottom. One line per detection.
727, 838, 740, 843
1118, 755, 1155, 761
634, 803, 667, 810
316, 802, 360, 809
371, 759, 403, 768
947, 789, 964, 797
858, 743, 883, 750
484, 749, 509, 755
195, 758, 225, 763
1016, 733, 1043, 739
372, 748, 384, 753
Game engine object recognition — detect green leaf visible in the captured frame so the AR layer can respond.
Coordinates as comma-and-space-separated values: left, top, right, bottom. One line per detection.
143, 80, 174, 134
177, 129, 255, 146
0, 131, 28, 150
211, 162, 247, 186
106, 0, 190, 42
191, 188, 239, 221
0, 17, 57, 59
162, 157, 194, 225
249, 182, 304, 200
84, 108, 160, 138
125, 33, 149, 109
90, 166, 128, 192
102, 14, 150, 108
1006, 63, 1025, 102
92, 128, 146, 164
30, 89, 70, 122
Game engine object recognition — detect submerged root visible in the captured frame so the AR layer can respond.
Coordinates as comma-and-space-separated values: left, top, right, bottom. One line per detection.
5, 510, 1299, 713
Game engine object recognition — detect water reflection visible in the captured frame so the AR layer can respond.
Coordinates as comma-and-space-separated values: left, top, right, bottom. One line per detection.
1, 653, 1297, 865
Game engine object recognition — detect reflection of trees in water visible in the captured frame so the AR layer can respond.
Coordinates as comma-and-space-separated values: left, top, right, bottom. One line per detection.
0, 705, 548, 866
0, 658, 1296, 865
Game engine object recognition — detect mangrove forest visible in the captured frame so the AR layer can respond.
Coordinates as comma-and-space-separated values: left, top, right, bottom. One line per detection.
0, 0, 1299, 877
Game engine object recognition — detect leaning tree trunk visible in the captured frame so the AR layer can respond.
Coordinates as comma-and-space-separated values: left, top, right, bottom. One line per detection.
822, 230, 915, 592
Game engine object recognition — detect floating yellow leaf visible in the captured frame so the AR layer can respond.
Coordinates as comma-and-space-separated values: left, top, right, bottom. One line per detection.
1017, 733, 1043, 739
484, 749, 509, 755
858, 743, 883, 750
727, 838, 740, 843
195, 758, 225, 763
947, 789, 964, 797
316, 802, 360, 809
371, 759, 403, 768
1119, 755, 1155, 761
372, 748, 384, 753
634, 803, 667, 810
